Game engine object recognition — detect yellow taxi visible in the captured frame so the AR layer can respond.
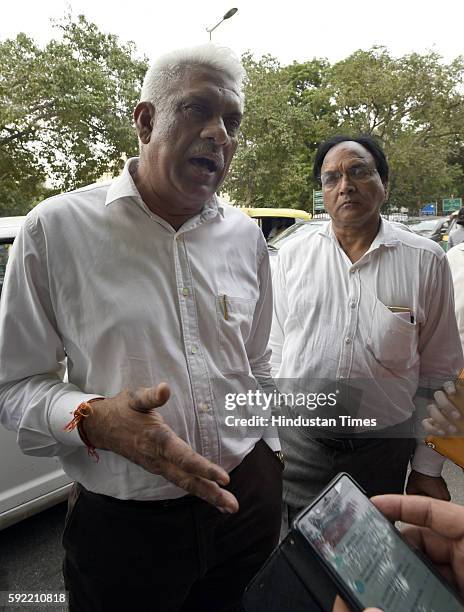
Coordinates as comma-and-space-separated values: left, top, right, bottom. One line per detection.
239, 207, 312, 241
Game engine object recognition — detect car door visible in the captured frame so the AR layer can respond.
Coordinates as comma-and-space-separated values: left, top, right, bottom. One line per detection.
0, 221, 72, 530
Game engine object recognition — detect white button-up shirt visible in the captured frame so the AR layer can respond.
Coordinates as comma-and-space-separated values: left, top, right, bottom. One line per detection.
0, 159, 277, 500
270, 219, 463, 476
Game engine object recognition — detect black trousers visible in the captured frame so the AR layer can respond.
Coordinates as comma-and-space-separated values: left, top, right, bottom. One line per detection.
63, 440, 283, 612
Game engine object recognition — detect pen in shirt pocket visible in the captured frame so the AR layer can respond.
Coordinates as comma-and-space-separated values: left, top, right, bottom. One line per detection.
387, 305, 415, 324
222, 294, 229, 320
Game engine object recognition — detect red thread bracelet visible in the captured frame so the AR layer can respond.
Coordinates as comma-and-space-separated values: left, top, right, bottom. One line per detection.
63, 398, 104, 462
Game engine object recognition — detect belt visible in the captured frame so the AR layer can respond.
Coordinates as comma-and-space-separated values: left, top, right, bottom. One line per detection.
76, 440, 279, 508
313, 437, 379, 451
77, 482, 198, 509
314, 417, 415, 451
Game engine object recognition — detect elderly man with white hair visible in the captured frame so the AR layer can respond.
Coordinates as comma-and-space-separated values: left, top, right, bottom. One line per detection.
0, 45, 282, 611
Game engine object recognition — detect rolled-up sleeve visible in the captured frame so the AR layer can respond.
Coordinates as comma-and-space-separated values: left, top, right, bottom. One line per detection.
0, 214, 97, 456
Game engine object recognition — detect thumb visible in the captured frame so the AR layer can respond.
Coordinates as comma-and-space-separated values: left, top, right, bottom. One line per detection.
333, 596, 382, 612
128, 383, 171, 414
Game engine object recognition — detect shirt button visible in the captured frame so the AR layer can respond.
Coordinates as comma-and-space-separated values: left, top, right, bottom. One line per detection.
350, 302, 356, 308
199, 403, 209, 413
345, 337, 352, 344
191, 346, 198, 354
350, 269, 356, 274
182, 288, 189, 297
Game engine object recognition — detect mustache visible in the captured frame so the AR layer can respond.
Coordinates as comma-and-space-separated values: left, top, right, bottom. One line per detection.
188, 145, 225, 168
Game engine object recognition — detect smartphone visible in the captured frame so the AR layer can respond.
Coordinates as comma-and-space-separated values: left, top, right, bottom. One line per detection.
294, 473, 464, 612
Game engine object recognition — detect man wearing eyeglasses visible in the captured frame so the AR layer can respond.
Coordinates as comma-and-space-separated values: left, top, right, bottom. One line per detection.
269, 135, 463, 534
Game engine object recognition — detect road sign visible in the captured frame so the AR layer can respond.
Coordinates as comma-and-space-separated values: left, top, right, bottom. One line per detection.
313, 190, 324, 213
443, 198, 462, 212
420, 203, 436, 216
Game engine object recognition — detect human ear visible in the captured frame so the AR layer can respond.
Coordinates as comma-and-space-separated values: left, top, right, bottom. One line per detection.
133, 102, 155, 144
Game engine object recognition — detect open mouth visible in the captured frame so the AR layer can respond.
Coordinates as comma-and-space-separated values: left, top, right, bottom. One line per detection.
189, 157, 218, 173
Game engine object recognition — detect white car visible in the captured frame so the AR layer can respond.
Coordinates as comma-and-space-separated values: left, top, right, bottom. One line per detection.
0, 216, 72, 530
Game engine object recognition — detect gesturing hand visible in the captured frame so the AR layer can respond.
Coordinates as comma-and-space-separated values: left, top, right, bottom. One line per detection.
81, 383, 239, 514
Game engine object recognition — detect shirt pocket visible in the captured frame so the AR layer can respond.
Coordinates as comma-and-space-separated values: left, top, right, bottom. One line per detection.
366, 298, 419, 371
216, 295, 257, 374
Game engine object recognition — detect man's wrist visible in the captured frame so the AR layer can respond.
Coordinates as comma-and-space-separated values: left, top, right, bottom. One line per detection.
49, 392, 104, 447
411, 443, 446, 477
63, 397, 105, 459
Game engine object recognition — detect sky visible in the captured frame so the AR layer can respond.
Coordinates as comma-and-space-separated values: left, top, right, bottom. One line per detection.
1, 0, 464, 66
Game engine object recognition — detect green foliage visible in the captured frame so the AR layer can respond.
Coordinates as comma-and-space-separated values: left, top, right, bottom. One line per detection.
2, 18, 463, 215
223, 54, 321, 210
0, 15, 148, 215
326, 47, 464, 211
225, 47, 464, 212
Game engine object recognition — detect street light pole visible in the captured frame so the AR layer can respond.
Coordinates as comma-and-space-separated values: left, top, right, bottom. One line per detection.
206, 8, 238, 41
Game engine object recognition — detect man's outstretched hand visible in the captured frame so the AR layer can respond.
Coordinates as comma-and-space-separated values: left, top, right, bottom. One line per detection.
80, 383, 239, 514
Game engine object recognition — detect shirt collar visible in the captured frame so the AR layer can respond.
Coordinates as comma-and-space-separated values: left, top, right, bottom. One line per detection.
105, 157, 224, 218
105, 158, 141, 206
369, 218, 400, 249
319, 217, 399, 249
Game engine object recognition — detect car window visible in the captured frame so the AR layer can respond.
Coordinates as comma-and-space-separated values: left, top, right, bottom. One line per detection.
268, 220, 329, 249
268, 222, 307, 247
0, 242, 13, 297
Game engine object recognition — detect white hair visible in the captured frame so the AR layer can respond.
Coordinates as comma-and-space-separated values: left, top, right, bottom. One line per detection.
140, 44, 246, 110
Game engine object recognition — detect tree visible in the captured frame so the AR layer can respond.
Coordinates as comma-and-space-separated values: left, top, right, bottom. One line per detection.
223, 54, 327, 210
225, 47, 464, 213
3, 24, 463, 216
324, 47, 464, 210
0, 15, 148, 215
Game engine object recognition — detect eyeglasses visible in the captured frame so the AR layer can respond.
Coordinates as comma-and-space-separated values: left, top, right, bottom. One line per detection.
320, 164, 378, 188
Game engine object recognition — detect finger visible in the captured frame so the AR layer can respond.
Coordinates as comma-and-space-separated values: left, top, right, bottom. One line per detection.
427, 402, 457, 434
332, 595, 351, 612
157, 425, 231, 486
401, 524, 463, 593
433, 390, 461, 424
371, 495, 464, 540
401, 524, 452, 565
443, 380, 456, 396
128, 384, 171, 413
422, 417, 445, 436
154, 382, 171, 405
332, 596, 381, 612
160, 460, 239, 513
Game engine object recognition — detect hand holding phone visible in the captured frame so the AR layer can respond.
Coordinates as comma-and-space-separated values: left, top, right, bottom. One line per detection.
294, 474, 464, 612
371, 494, 464, 598
332, 493, 464, 612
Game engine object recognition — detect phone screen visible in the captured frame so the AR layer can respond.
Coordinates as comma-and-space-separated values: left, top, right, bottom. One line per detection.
297, 474, 464, 612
